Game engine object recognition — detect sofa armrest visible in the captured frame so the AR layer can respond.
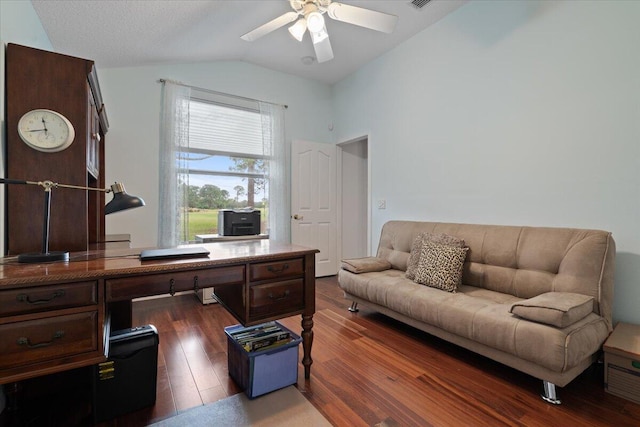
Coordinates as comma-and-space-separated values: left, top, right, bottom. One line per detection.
341, 257, 391, 274
509, 292, 594, 328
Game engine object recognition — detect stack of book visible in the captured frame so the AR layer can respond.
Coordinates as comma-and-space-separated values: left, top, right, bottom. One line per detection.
229, 321, 292, 352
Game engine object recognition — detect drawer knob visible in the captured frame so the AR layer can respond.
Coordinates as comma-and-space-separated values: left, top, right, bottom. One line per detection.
16, 289, 65, 305
267, 264, 289, 274
169, 278, 176, 296
193, 275, 199, 293
17, 330, 65, 349
268, 289, 290, 301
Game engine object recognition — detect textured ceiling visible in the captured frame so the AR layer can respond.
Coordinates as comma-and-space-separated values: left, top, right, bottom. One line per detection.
31, 0, 466, 85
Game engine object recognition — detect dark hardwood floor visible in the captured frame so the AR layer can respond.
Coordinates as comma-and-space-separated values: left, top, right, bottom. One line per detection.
3, 276, 639, 426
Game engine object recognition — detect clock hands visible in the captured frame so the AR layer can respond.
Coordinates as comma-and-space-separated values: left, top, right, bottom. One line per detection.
22, 116, 51, 132
41, 116, 49, 136
24, 116, 53, 133
32, 116, 55, 143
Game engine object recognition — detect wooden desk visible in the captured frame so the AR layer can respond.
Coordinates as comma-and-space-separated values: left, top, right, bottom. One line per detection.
0, 240, 318, 385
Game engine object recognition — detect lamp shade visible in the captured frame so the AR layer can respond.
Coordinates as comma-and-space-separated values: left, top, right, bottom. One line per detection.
288, 18, 307, 42
105, 182, 145, 215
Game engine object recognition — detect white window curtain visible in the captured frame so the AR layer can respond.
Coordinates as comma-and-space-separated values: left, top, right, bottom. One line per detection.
158, 81, 289, 245
260, 101, 289, 242
158, 81, 190, 247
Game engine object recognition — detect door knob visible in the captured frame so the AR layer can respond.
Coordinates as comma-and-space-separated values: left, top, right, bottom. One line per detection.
293, 214, 303, 220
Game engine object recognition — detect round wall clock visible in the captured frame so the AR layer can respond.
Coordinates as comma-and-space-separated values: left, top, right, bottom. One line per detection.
17, 109, 75, 152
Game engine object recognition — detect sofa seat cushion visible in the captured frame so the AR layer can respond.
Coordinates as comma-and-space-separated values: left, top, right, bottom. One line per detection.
338, 268, 414, 313
338, 269, 610, 373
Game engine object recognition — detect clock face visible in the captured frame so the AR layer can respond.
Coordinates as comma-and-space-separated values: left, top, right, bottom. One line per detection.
17, 109, 75, 152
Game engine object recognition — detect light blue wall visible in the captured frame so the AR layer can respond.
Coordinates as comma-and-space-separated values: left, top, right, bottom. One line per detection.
0, 0, 53, 255
0, 1, 52, 48
332, 0, 640, 325
99, 62, 333, 247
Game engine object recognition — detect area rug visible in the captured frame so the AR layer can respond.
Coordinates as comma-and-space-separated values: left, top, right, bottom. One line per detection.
148, 386, 331, 426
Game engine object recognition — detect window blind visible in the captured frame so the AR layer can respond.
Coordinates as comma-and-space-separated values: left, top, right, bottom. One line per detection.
188, 97, 264, 158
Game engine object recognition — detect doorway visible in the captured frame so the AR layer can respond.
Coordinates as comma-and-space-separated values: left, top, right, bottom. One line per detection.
290, 137, 369, 277
338, 136, 369, 260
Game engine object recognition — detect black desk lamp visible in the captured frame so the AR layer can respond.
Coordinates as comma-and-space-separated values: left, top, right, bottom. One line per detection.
0, 178, 145, 263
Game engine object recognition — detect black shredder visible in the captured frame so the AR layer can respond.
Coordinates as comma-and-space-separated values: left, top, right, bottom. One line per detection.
92, 325, 159, 423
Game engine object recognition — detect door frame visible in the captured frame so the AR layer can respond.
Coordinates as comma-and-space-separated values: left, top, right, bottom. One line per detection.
336, 135, 371, 263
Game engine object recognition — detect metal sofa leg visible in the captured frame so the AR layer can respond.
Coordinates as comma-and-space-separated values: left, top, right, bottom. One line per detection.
348, 301, 359, 312
541, 381, 561, 405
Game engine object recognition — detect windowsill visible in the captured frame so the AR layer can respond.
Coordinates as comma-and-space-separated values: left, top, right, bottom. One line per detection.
194, 234, 269, 243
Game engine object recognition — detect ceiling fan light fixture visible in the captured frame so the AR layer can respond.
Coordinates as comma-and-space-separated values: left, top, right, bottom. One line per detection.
306, 11, 325, 33
241, 0, 397, 64
288, 18, 307, 41
310, 27, 328, 44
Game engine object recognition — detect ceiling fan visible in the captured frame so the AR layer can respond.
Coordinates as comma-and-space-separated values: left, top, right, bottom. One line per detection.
241, 0, 399, 63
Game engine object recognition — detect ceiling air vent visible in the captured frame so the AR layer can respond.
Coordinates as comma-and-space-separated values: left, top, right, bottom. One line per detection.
409, 0, 432, 9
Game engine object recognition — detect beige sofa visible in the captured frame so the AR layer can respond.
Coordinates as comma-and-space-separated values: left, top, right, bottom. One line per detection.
338, 221, 615, 404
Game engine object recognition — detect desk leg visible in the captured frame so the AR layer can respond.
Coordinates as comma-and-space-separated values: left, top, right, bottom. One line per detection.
301, 314, 314, 379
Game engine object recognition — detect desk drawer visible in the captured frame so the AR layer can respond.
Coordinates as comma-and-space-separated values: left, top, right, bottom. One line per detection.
250, 259, 303, 282
0, 281, 98, 317
0, 311, 98, 369
106, 265, 245, 301
249, 279, 304, 319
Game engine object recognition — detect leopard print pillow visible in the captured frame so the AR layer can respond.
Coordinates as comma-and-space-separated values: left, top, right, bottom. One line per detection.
405, 232, 465, 281
413, 240, 468, 292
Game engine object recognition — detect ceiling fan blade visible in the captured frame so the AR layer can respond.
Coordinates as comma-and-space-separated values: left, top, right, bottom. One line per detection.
241, 11, 299, 42
312, 30, 334, 63
327, 2, 398, 34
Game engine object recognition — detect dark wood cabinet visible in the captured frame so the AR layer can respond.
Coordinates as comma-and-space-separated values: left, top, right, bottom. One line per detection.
87, 84, 101, 179
0, 277, 104, 382
5, 43, 108, 256
213, 257, 308, 325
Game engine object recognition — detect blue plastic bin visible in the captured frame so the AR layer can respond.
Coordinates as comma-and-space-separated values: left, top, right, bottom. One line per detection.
225, 322, 301, 398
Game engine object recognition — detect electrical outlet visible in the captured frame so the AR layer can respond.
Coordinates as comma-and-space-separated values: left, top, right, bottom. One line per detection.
378, 199, 386, 209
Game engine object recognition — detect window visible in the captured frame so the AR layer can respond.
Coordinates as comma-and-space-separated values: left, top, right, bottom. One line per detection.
159, 81, 288, 247
184, 93, 269, 242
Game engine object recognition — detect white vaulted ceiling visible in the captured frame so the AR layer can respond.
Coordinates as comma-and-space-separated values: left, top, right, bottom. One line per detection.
31, 0, 466, 85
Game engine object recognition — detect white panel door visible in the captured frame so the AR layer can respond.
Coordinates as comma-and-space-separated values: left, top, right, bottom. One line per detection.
291, 140, 337, 277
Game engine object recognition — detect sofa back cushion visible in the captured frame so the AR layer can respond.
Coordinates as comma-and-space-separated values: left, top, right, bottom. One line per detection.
376, 221, 615, 330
